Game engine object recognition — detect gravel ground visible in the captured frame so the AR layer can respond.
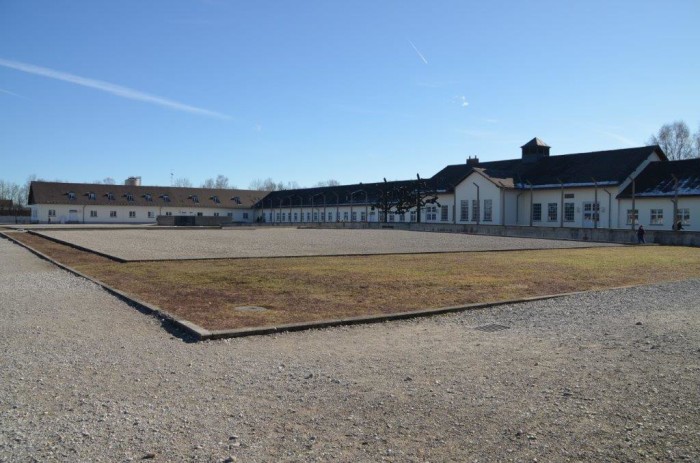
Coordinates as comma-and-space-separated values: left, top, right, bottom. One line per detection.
33, 228, 619, 261
2, 237, 699, 462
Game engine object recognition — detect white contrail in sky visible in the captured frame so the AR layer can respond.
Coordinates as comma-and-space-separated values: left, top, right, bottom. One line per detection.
0, 57, 230, 119
407, 39, 428, 64
0, 87, 25, 98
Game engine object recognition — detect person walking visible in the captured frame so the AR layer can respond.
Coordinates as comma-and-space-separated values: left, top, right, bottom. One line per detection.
637, 225, 646, 244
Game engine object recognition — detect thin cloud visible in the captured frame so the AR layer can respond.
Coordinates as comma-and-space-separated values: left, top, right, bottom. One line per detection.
0, 57, 230, 119
455, 95, 469, 107
599, 130, 637, 147
407, 39, 428, 65
0, 87, 25, 98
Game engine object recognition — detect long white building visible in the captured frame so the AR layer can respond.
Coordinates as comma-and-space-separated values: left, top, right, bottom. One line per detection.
28, 138, 700, 231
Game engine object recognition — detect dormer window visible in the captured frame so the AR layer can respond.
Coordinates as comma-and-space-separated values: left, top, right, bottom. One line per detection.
87, 192, 96, 200
143, 193, 153, 202
67, 192, 76, 200
125, 193, 135, 202
210, 195, 220, 204
190, 195, 199, 203
105, 192, 115, 201
160, 194, 171, 202
231, 196, 241, 205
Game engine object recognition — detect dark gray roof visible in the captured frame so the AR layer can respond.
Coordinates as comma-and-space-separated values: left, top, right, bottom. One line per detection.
521, 137, 550, 148
617, 159, 700, 198
430, 145, 666, 191
28, 182, 264, 209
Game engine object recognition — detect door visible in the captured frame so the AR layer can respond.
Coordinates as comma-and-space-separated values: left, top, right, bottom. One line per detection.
582, 202, 599, 228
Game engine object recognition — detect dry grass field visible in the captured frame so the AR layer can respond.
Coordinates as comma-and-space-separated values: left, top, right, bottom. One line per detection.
8, 231, 700, 331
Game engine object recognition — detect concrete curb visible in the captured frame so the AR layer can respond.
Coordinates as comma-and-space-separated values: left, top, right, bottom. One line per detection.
0, 231, 655, 341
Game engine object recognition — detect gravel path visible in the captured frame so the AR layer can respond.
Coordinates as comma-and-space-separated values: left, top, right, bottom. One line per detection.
33, 228, 619, 261
1, 237, 699, 462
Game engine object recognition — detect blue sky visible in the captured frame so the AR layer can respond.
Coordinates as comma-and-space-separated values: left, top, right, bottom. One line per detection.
1, 0, 698, 189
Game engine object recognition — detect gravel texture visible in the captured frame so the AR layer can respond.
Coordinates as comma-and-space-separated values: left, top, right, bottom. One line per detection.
33, 228, 619, 261
2, 237, 699, 462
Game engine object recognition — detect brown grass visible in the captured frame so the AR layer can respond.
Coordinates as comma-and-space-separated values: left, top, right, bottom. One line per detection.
9, 232, 700, 331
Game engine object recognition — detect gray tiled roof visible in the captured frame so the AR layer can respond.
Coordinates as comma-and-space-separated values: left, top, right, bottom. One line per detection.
28, 182, 264, 209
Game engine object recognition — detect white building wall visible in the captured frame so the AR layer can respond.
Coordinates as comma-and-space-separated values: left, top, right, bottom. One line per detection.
31, 204, 255, 224
454, 174, 503, 224
617, 197, 700, 232
515, 186, 620, 229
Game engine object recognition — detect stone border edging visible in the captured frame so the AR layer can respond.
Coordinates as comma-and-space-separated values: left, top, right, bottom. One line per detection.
0, 231, 651, 341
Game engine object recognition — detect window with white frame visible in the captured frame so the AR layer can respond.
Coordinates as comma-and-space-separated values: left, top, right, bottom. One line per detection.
276, 212, 281, 222
471, 200, 479, 222
126, 193, 134, 202
410, 211, 417, 222
483, 200, 493, 222
388, 213, 395, 222
90, 210, 97, 217
626, 209, 638, 225
243, 212, 249, 219
532, 203, 542, 222
440, 205, 449, 222
361, 211, 366, 221
214, 212, 220, 217
564, 203, 575, 222
197, 212, 203, 217
129, 211, 136, 218
148, 211, 155, 218
427, 206, 437, 221
107, 192, 115, 201
110, 211, 117, 217
460, 200, 469, 221
282, 212, 286, 222
327, 212, 333, 222
293, 212, 298, 221
351, 211, 357, 222
306, 212, 311, 222
343, 211, 349, 221
165, 211, 172, 216
88, 192, 96, 200
676, 208, 690, 225
547, 203, 557, 222
48, 209, 56, 217
67, 192, 76, 200
398, 213, 404, 222
313, 212, 318, 221
650, 209, 663, 225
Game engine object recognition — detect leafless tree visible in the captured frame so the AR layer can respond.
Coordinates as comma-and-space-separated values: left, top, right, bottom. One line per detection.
248, 178, 278, 191
314, 179, 341, 187
201, 174, 233, 189
648, 121, 699, 160
173, 177, 193, 188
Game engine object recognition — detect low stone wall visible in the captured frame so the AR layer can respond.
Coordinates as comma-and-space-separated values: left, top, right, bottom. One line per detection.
277, 222, 700, 247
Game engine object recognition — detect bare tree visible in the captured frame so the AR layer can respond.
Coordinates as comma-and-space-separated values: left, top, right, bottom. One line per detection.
248, 178, 278, 191
314, 179, 341, 187
173, 177, 193, 188
648, 121, 699, 160
202, 174, 232, 189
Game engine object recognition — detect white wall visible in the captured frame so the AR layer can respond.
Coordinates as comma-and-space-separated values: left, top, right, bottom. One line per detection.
514, 186, 618, 229
454, 173, 503, 225
31, 204, 255, 224
617, 197, 699, 232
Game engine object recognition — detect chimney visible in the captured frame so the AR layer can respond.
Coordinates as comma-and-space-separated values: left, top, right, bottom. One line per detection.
467, 156, 480, 166
125, 176, 142, 186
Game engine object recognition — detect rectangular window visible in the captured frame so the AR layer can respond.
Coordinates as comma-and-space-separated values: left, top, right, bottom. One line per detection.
343, 211, 349, 221
282, 212, 286, 222
293, 212, 298, 222
313, 212, 318, 221
197, 212, 203, 217
650, 209, 663, 225
564, 203, 575, 222
144, 194, 153, 201
276, 212, 281, 222
351, 211, 357, 222
306, 212, 311, 222
321, 212, 326, 222
191, 195, 199, 203
110, 211, 117, 218
107, 192, 115, 201
532, 203, 542, 222
398, 213, 404, 222
160, 194, 170, 202
483, 200, 493, 222
243, 212, 249, 219
327, 212, 333, 222
626, 209, 638, 226
67, 192, 76, 200
460, 200, 469, 221
88, 192, 96, 200
165, 211, 172, 216
676, 208, 690, 226
389, 213, 395, 222
564, 193, 575, 199
90, 210, 97, 217
360, 211, 366, 222
427, 206, 437, 221
126, 193, 134, 202
410, 211, 417, 222
213, 212, 220, 217
440, 205, 449, 222
48, 209, 56, 217
547, 203, 557, 222
148, 211, 155, 218
471, 200, 480, 222
129, 211, 136, 218
583, 202, 600, 223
